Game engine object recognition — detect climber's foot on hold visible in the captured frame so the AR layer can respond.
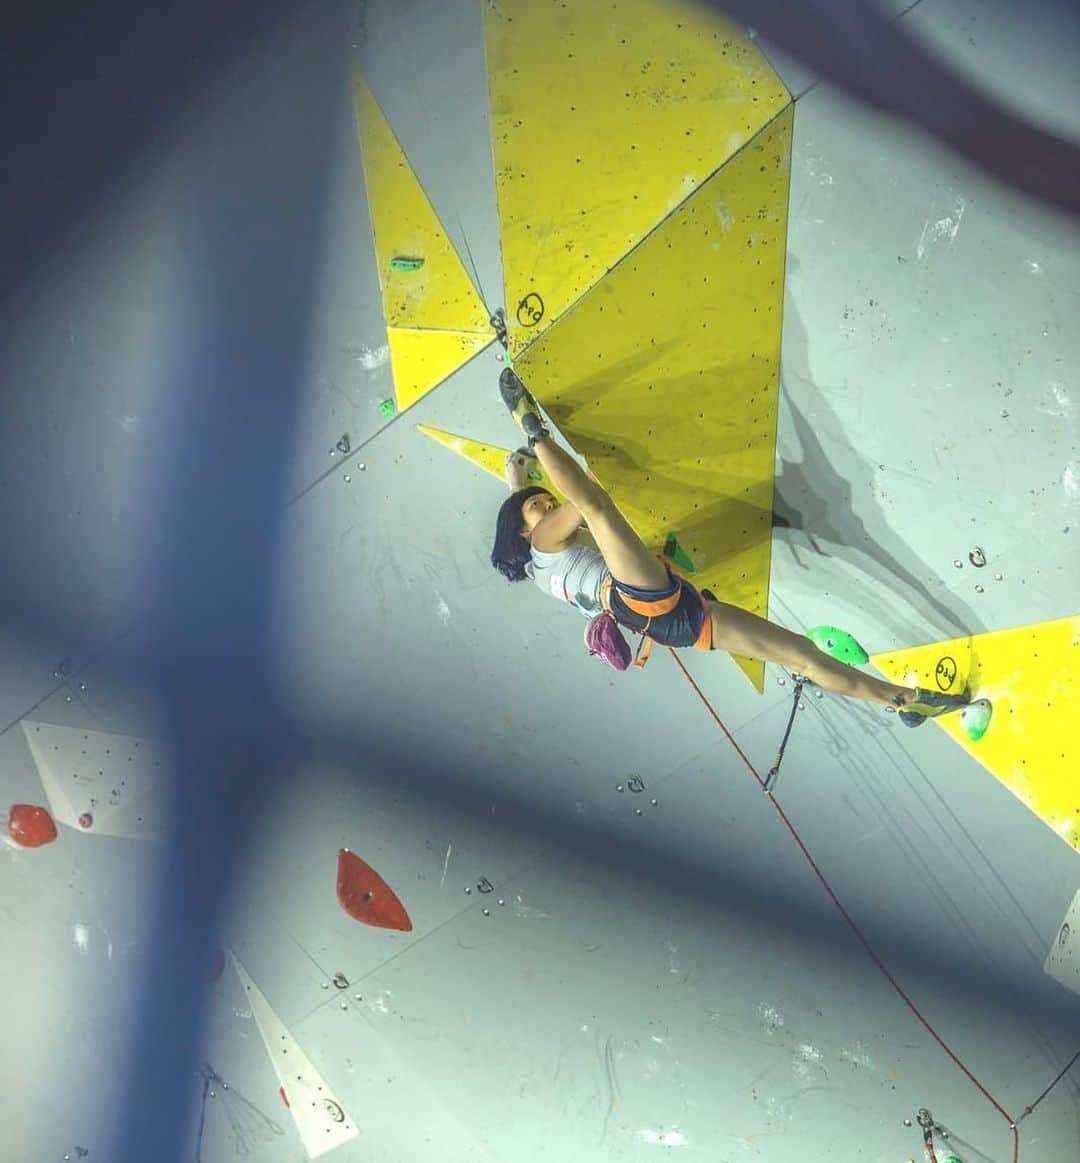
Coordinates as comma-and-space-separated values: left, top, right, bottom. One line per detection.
894, 687, 972, 727
499, 368, 549, 445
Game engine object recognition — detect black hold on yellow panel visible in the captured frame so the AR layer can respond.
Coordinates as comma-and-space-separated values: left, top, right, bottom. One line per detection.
352, 73, 493, 336
388, 328, 493, 413
515, 105, 795, 693
872, 615, 1080, 853
485, 0, 791, 359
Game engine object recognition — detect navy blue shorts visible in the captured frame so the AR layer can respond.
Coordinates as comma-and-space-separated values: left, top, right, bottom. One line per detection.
609, 571, 713, 651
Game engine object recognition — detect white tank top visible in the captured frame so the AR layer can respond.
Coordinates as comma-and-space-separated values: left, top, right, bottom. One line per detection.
525, 530, 607, 618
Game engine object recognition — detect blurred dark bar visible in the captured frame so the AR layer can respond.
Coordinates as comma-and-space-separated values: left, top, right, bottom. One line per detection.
691, 0, 1080, 217
4, 2, 346, 1158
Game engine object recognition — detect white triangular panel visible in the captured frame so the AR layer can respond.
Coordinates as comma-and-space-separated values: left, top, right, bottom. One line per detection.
230, 953, 360, 1159
20, 720, 167, 837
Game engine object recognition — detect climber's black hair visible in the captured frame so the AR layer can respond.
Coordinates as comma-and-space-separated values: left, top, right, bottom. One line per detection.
490, 486, 548, 582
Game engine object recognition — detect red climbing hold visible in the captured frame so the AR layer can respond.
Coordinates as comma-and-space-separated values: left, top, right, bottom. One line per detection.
8, 804, 58, 848
209, 947, 226, 983
336, 849, 413, 931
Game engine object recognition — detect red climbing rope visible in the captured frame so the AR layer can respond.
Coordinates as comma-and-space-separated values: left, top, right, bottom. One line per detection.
667, 647, 1022, 1163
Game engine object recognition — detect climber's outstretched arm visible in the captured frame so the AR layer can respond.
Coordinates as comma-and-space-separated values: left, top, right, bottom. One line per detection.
530, 436, 605, 512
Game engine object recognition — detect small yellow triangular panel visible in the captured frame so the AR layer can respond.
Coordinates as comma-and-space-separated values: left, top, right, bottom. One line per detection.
514, 106, 794, 694
353, 73, 493, 334
871, 615, 1080, 853
485, 0, 790, 358
415, 424, 563, 499
388, 328, 493, 412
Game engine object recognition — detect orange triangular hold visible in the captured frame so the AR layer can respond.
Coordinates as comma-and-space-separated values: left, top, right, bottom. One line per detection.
336, 849, 413, 931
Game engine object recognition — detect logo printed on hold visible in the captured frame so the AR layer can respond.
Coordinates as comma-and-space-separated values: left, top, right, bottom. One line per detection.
516, 292, 545, 328
935, 656, 958, 690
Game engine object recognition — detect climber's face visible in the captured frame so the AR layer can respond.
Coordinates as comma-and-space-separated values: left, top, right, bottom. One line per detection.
521, 492, 557, 537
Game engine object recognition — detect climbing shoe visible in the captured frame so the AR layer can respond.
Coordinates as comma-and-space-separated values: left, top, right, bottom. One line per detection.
499, 368, 549, 446
896, 687, 971, 727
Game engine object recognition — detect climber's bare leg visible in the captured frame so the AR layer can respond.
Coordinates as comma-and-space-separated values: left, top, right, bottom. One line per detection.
707, 600, 913, 707
531, 437, 670, 591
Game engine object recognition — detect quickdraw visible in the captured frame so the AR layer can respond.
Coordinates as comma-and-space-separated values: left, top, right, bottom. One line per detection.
764, 674, 810, 795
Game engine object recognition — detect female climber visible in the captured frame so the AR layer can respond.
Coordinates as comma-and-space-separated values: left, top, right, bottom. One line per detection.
490, 367, 971, 725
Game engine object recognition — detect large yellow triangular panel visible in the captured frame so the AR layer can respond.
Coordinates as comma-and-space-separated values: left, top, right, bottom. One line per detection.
416, 423, 564, 499
352, 73, 494, 411
388, 328, 493, 412
485, 0, 790, 357
515, 105, 794, 693
871, 615, 1080, 853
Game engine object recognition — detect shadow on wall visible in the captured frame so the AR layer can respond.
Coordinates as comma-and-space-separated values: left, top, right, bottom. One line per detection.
770, 254, 987, 646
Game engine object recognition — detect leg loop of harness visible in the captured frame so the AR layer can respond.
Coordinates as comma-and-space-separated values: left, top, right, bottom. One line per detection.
632, 623, 654, 669
600, 573, 656, 670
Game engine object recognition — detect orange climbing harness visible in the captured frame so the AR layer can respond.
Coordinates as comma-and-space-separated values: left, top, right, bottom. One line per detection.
599, 568, 713, 669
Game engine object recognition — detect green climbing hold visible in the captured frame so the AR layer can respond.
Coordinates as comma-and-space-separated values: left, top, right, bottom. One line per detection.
379, 399, 397, 418
806, 625, 870, 666
389, 256, 425, 273
961, 699, 992, 742
663, 534, 696, 574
